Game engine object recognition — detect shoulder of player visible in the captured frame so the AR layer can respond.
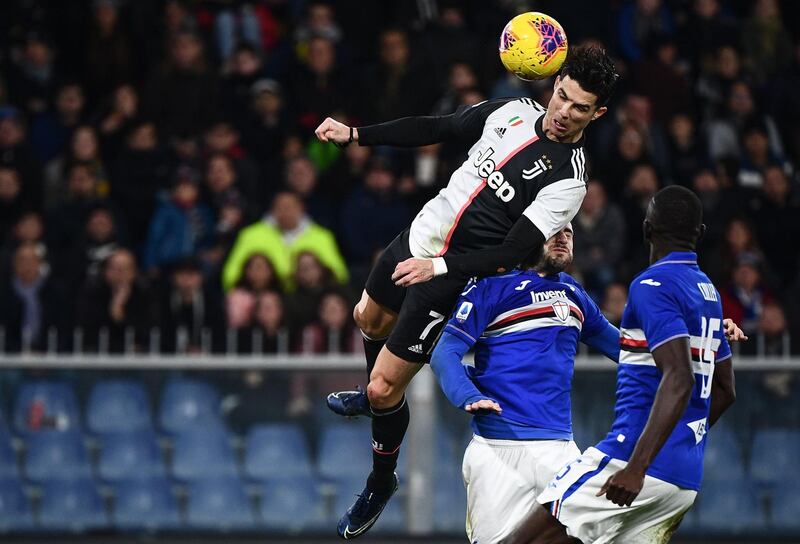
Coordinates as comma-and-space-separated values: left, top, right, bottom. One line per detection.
486, 97, 546, 123
628, 267, 681, 299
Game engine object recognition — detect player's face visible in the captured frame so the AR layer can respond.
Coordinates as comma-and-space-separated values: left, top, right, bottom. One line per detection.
541, 225, 574, 272
545, 76, 607, 142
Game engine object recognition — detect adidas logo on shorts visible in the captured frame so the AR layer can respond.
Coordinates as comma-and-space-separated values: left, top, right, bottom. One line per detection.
407, 344, 423, 354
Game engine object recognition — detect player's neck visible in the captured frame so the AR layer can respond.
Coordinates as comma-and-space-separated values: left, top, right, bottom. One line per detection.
649, 243, 694, 264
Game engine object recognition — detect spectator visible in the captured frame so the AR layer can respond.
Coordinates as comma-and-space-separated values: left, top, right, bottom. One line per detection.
77, 248, 153, 353
294, 2, 343, 48
339, 157, 410, 275
361, 28, 437, 123
242, 78, 288, 183
721, 254, 774, 333
601, 282, 628, 327
0, 106, 43, 210
695, 45, 743, 123
692, 167, 744, 261
202, 119, 260, 203
767, 44, 800, 165
739, 301, 789, 356
56, 206, 121, 294
737, 120, 791, 189
0, 243, 63, 352
616, 0, 674, 62
235, 289, 289, 354
143, 30, 219, 139
630, 35, 691, 124
289, 35, 349, 134
285, 251, 337, 330
226, 253, 281, 329
740, 0, 793, 86
572, 180, 626, 298
432, 62, 480, 116
85, 0, 133, 101
0, 166, 27, 238
677, 0, 739, 69
110, 119, 171, 250
142, 167, 215, 275
1, 212, 49, 274
707, 81, 784, 161
298, 289, 359, 353
214, 5, 265, 64
751, 165, 800, 288
665, 113, 706, 186
158, 256, 224, 353
97, 84, 139, 158
7, 32, 57, 115
284, 155, 336, 230
221, 43, 265, 130
29, 81, 86, 164
223, 191, 348, 291
619, 163, 660, 279
46, 163, 106, 250
44, 125, 110, 209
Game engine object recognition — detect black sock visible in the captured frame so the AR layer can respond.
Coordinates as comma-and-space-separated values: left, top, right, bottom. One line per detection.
362, 334, 387, 382
368, 396, 409, 492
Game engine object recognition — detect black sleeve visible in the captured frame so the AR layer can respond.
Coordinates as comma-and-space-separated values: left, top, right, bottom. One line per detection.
357, 98, 514, 147
442, 215, 546, 280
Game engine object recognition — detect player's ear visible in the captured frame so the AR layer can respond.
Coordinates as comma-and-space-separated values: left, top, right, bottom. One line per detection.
697, 223, 707, 242
591, 106, 608, 121
553, 75, 561, 90
643, 219, 653, 243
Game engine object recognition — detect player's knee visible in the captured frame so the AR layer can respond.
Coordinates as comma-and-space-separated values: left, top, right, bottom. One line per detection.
366, 375, 397, 408
353, 306, 389, 339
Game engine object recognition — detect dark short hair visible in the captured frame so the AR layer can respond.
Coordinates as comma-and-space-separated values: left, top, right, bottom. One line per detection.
649, 185, 703, 244
559, 46, 619, 107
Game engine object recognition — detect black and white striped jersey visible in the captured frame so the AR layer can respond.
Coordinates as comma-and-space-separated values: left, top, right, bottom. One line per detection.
405, 98, 587, 259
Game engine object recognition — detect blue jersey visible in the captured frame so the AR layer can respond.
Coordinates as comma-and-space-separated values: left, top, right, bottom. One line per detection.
440, 270, 613, 440
595, 252, 732, 491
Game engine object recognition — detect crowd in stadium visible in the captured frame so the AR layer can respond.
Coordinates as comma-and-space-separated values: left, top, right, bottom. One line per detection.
0, 0, 798, 355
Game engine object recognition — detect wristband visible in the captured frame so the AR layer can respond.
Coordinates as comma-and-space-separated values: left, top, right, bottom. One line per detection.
432, 257, 448, 277
334, 126, 355, 149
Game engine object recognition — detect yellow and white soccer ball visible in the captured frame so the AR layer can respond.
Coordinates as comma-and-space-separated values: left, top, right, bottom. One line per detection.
499, 12, 568, 81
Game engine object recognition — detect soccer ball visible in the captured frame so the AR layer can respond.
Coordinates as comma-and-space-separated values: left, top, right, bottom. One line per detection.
499, 12, 568, 81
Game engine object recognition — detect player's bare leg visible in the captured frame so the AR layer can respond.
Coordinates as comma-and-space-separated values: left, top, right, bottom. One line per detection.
327, 291, 396, 418
502, 504, 577, 544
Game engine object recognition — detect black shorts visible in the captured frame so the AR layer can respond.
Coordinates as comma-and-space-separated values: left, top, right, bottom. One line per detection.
365, 229, 469, 364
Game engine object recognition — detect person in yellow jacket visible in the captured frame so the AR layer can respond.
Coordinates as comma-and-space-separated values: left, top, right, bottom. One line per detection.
222, 191, 348, 291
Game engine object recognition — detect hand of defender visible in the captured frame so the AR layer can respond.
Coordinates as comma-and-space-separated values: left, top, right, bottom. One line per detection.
314, 117, 353, 146
597, 466, 644, 507
392, 258, 434, 287
464, 399, 502, 414
723, 318, 748, 342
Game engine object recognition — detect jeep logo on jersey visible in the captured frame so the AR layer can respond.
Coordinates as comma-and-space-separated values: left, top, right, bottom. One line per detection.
551, 300, 570, 322
473, 147, 516, 202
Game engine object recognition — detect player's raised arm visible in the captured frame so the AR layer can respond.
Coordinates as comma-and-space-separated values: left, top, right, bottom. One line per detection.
597, 337, 694, 507
315, 99, 514, 149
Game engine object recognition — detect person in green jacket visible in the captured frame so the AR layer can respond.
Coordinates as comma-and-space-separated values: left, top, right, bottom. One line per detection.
222, 191, 348, 291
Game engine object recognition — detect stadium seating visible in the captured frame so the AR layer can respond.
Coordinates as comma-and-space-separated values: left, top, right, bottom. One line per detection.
159, 378, 222, 434
39, 477, 109, 531
434, 472, 467, 533
244, 423, 313, 480
113, 477, 182, 530
703, 426, 746, 480
695, 479, 766, 533
98, 430, 166, 482
13, 381, 80, 435
749, 428, 800, 485
770, 482, 800, 530
24, 430, 91, 481
86, 380, 153, 434
0, 477, 34, 531
0, 426, 19, 478
186, 475, 256, 530
171, 426, 238, 481
259, 474, 327, 531
317, 422, 372, 479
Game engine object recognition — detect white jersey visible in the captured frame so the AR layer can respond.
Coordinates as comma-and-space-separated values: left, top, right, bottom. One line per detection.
407, 98, 587, 258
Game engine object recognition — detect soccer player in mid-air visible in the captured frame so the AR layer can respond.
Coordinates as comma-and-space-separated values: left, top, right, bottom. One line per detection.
505, 185, 738, 544
430, 224, 744, 544
315, 47, 618, 538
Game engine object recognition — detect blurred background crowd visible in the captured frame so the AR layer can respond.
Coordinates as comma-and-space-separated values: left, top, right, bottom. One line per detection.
0, 0, 798, 356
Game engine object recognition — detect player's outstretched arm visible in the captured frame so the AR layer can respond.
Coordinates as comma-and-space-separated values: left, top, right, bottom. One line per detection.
709, 359, 735, 427
393, 216, 546, 286
582, 321, 621, 363
430, 330, 501, 414
597, 337, 694, 507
